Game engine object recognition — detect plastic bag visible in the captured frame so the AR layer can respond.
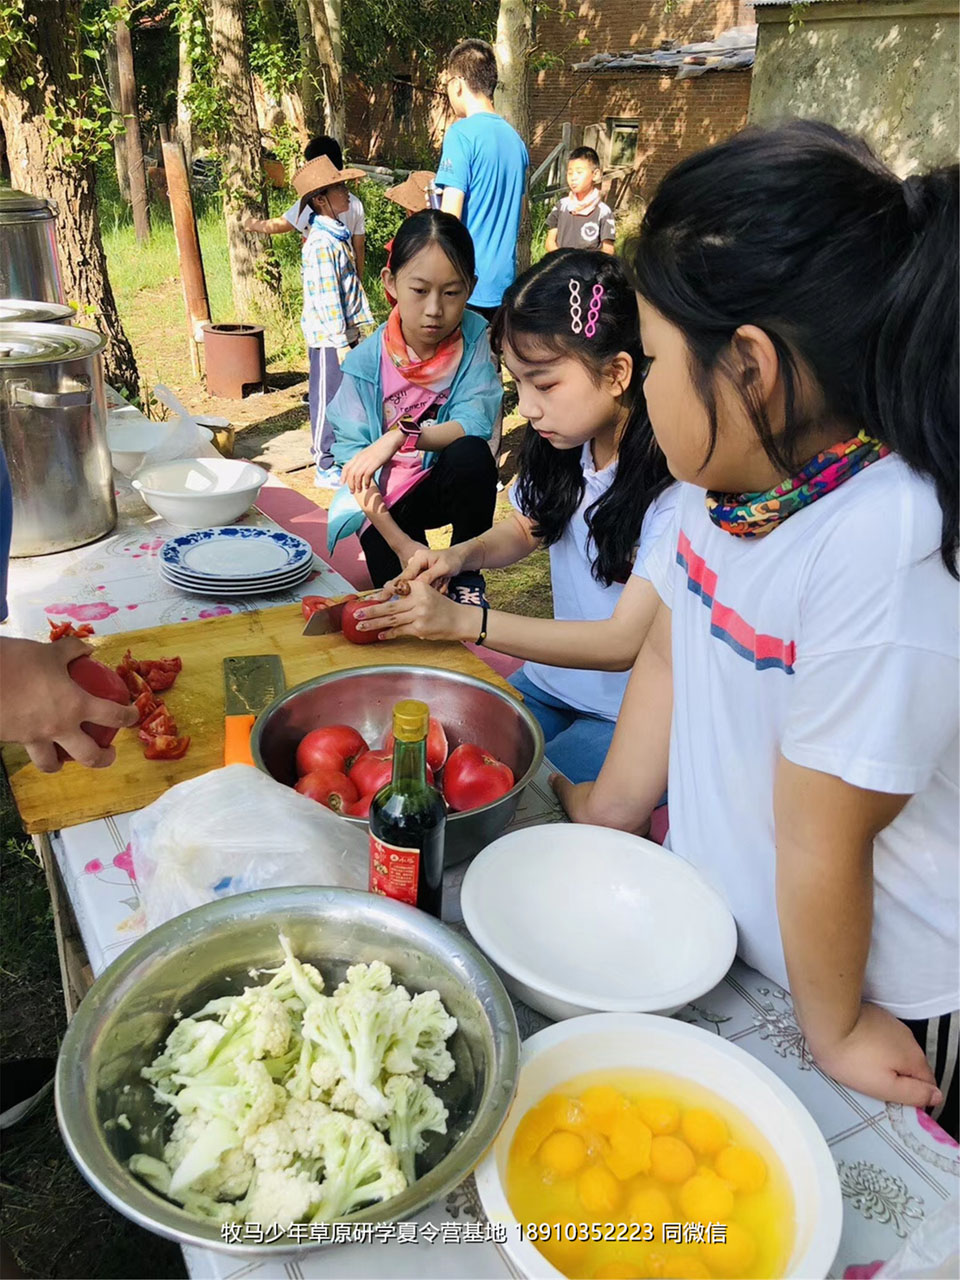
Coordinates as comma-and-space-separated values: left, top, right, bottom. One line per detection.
129, 765, 368, 930
877, 1193, 960, 1278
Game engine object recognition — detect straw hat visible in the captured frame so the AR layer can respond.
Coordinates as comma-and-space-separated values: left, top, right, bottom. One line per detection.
384, 170, 436, 213
293, 155, 365, 213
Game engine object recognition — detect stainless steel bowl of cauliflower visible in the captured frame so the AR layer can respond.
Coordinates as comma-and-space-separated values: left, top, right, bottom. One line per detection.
55, 886, 520, 1253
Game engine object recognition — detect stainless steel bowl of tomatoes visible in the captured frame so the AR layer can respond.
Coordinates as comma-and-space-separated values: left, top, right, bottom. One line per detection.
250, 665, 545, 865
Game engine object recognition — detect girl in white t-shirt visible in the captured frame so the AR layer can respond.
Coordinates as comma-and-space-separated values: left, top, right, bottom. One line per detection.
354, 250, 677, 782
555, 121, 959, 1136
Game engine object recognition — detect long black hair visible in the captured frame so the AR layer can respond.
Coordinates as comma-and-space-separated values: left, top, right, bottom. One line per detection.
491, 250, 671, 586
389, 209, 476, 292
627, 119, 959, 577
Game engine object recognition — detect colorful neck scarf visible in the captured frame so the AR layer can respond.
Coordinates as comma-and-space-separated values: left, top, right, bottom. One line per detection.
383, 306, 463, 390
566, 189, 601, 217
705, 430, 890, 538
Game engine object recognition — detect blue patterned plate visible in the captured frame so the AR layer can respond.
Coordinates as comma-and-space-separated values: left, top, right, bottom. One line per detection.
159, 527, 313, 580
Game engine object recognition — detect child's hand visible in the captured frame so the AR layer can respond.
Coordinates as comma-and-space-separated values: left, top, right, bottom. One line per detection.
342, 434, 402, 495
393, 545, 468, 591
550, 773, 595, 822
809, 1003, 942, 1108
352, 579, 475, 642
241, 215, 260, 233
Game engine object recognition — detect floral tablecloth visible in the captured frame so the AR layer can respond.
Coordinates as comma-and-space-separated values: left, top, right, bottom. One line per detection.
3, 402, 957, 1280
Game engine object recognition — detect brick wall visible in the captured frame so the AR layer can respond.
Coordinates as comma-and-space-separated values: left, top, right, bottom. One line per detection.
343, 0, 755, 188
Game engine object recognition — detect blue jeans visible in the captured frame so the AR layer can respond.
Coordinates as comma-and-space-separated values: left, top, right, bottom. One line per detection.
509, 668, 616, 784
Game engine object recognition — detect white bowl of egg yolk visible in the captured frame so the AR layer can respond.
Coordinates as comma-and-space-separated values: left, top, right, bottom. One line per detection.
475, 1013, 842, 1280
461, 825, 738, 1020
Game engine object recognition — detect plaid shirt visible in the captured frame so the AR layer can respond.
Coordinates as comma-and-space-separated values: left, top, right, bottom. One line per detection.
300, 215, 372, 350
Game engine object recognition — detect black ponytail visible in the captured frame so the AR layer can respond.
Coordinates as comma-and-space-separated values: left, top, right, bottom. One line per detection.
492, 250, 671, 587
627, 120, 958, 576
389, 209, 476, 291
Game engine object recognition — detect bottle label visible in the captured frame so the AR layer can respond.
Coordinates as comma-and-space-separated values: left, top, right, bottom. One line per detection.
369, 833, 420, 906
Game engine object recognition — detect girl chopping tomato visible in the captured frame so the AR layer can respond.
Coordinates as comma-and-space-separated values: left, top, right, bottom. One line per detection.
354, 250, 677, 783
325, 210, 502, 596
556, 122, 959, 1134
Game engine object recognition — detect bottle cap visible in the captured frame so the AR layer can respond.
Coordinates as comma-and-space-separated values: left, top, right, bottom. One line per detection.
392, 699, 429, 743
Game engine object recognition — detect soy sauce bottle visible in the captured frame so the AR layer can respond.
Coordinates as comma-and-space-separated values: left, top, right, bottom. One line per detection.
369, 699, 447, 917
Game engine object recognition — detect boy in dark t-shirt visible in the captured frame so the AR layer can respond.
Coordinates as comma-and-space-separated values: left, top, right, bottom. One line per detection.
545, 146, 616, 254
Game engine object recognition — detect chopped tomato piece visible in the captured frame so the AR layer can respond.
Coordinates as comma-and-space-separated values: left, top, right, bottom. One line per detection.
118, 666, 150, 698
48, 620, 95, 641
144, 666, 178, 692
302, 595, 333, 621
134, 690, 158, 723
143, 734, 190, 760
139, 705, 177, 741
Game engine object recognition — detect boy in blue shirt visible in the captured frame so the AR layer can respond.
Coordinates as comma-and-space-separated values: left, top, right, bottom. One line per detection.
436, 39, 529, 319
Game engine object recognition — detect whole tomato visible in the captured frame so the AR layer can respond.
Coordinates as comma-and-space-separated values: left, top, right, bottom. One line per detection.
55, 655, 133, 761
295, 767, 359, 813
343, 793, 372, 819
384, 716, 449, 773
341, 597, 380, 645
442, 743, 514, 812
295, 724, 368, 775
349, 748, 434, 798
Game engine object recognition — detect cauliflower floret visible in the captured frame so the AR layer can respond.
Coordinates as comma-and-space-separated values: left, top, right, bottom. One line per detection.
222, 987, 292, 1060
174, 1059, 286, 1139
384, 1075, 448, 1185
312, 1110, 406, 1221
334, 960, 394, 996
241, 1166, 323, 1227
383, 990, 457, 1082
243, 1097, 330, 1174
141, 1017, 226, 1090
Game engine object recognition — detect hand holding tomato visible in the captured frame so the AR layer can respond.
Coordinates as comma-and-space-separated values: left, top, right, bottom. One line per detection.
0, 636, 139, 773
350, 579, 475, 643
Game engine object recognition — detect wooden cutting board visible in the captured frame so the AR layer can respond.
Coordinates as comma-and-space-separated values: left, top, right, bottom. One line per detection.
2, 604, 516, 835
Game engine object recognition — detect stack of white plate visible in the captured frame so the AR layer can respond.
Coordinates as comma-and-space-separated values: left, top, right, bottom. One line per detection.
159, 527, 315, 597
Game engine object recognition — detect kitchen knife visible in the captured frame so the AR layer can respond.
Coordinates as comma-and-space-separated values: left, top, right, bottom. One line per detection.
223, 655, 285, 766
301, 588, 381, 636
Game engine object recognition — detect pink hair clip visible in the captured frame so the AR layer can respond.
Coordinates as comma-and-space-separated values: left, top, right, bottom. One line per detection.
584, 283, 605, 338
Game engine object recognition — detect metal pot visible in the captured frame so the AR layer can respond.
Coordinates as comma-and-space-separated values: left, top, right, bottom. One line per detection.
0, 322, 116, 556
0, 186, 65, 303
0, 297, 74, 324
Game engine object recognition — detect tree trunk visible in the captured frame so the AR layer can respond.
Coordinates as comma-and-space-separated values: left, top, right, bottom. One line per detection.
208, 0, 279, 317
105, 39, 130, 203
176, 20, 194, 173
306, 0, 344, 141
495, 0, 533, 269
323, 0, 344, 139
114, 20, 151, 243
293, 0, 323, 137
0, 0, 140, 399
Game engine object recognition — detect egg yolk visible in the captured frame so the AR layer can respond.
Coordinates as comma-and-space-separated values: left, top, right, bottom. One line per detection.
581, 1085, 629, 1135
539, 1130, 588, 1178
636, 1096, 681, 1135
681, 1107, 729, 1156
649, 1135, 697, 1184
662, 1258, 711, 1279
715, 1144, 767, 1193
538, 1218, 588, 1268
604, 1108, 654, 1180
578, 1163, 623, 1215
701, 1222, 758, 1276
627, 1185, 674, 1228
513, 1093, 584, 1160
593, 1264, 641, 1280
678, 1169, 736, 1223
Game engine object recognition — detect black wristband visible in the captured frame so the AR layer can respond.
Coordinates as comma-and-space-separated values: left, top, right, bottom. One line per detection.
475, 603, 489, 646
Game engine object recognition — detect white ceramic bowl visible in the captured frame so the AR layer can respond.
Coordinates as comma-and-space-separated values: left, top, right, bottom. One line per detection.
475, 1013, 842, 1280
461, 824, 737, 1020
132, 457, 266, 527
107, 421, 213, 475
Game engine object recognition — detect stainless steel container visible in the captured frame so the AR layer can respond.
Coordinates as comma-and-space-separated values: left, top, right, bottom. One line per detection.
252, 665, 545, 865
0, 297, 73, 324
55, 885, 520, 1254
0, 322, 116, 556
0, 186, 65, 303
